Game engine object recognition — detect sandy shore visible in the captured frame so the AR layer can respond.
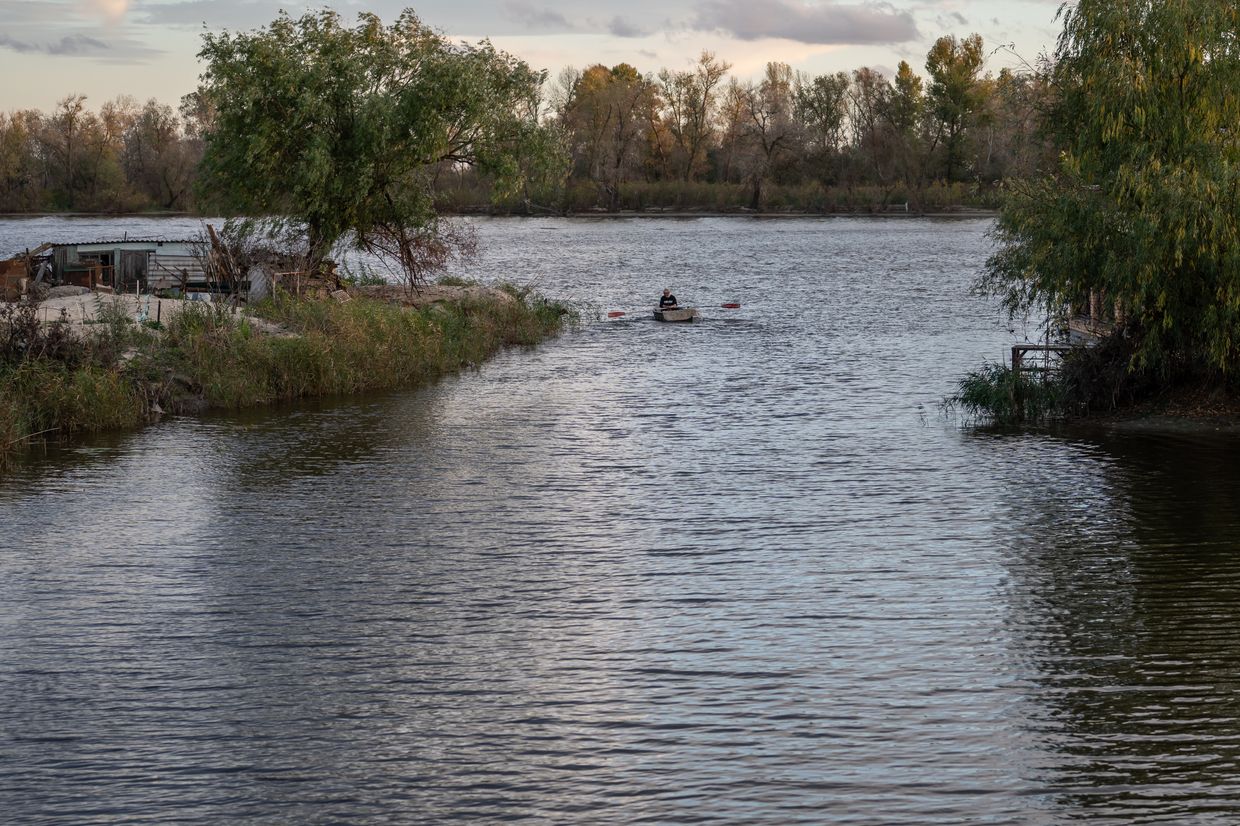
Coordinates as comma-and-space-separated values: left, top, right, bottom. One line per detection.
32, 292, 290, 336
29, 283, 510, 334
34, 293, 194, 328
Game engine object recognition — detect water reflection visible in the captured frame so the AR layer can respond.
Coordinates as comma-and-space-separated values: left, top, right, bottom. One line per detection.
982, 427, 1240, 821
7, 217, 1240, 823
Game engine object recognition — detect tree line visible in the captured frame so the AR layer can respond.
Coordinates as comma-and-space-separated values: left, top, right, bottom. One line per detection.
0, 95, 205, 213
539, 36, 1053, 212
0, 30, 1052, 215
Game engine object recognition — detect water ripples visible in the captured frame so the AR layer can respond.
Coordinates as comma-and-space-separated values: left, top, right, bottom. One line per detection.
3, 217, 1240, 822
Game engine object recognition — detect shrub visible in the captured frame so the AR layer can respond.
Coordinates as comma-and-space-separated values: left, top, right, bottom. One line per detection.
946, 362, 1068, 424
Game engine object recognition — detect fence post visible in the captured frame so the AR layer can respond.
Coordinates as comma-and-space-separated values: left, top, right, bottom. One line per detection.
1011, 346, 1024, 422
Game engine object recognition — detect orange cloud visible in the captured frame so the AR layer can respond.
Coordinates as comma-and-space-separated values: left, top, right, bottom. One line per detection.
85, 0, 130, 24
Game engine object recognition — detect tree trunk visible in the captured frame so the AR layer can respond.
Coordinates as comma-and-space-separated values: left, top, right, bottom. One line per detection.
307, 222, 330, 274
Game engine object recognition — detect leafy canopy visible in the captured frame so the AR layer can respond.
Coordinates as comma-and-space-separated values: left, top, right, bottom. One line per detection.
925, 34, 985, 181
982, 0, 1240, 373
196, 8, 555, 268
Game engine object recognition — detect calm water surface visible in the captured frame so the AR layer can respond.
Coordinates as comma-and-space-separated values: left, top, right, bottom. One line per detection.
3, 216, 1240, 823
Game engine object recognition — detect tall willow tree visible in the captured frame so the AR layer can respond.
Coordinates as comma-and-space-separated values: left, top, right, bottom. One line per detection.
983, 0, 1240, 376
196, 9, 557, 279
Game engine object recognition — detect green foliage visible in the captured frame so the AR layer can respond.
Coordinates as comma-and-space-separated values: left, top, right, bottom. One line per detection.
436, 274, 478, 287
338, 260, 392, 287
157, 292, 569, 408
0, 298, 158, 454
946, 330, 1239, 424
195, 8, 557, 265
0, 302, 78, 366
925, 34, 986, 181
947, 362, 1067, 424
0, 361, 145, 448
0, 290, 569, 459
981, 0, 1240, 376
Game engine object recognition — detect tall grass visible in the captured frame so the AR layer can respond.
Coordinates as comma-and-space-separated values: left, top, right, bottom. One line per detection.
944, 330, 1223, 426
0, 361, 146, 449
153, 292, 569, 409
0, 290, 571, 460
946, 363, 1068, 425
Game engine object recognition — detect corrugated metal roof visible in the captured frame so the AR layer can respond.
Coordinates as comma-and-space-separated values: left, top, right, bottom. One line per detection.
51, 238, 199, 247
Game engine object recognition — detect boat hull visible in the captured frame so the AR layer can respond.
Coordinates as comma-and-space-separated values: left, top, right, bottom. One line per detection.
654, 308, 698, 322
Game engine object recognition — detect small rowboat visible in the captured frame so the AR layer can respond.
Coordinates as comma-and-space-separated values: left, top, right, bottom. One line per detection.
654, 307, 698, 323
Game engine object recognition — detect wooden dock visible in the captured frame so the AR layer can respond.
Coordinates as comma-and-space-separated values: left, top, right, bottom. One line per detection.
1010, 343, 1079, 375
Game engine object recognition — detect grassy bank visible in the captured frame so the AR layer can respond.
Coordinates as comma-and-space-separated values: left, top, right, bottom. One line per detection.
436, 180, 1001, 215
3, 180, 1000, 222
947, 332, 1240, 426
0, 287, 571, 459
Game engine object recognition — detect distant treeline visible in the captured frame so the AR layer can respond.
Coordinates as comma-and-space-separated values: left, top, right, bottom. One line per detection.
498, 33, 1053, 213
0, 32, 1049, 215
0, 95, 205, 213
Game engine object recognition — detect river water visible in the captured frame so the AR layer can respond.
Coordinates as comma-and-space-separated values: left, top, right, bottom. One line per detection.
3, 216, 1240, 824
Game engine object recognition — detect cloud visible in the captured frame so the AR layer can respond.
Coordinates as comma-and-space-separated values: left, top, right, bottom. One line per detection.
0, 32, 110, 55
693, 0, 918, 45
131, 0, 293, 28
935, 11, 967, 28
0, 0, 70, 24
504, 1, 574, 31
86, 0, 130, 23
608, 16, 652, 37
0, 28, 162, 62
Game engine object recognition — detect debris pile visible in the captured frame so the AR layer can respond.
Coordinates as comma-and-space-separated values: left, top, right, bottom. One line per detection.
0, 244, 52, 302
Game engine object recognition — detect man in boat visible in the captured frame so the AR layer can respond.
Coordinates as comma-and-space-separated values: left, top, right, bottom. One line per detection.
659, 288, 679, 309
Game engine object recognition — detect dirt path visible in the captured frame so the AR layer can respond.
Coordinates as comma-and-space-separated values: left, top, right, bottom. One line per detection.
33, 292, 289, 336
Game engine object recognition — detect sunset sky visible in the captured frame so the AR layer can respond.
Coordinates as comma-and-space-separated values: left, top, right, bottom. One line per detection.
1, 0, 1065, 110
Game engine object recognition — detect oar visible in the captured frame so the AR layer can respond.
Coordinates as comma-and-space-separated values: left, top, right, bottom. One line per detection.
610, 303, 740, 317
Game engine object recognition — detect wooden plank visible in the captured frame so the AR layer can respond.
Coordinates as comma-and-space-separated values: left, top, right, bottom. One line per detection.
1012, 343, 1078, 353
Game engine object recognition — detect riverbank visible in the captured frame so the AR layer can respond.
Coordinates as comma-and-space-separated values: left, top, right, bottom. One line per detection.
0, 208, 999, 221
949, 355, 1240, 429
1087, 381, 1240, 430
459, 208, 1000, 219
0, 284, 572, 460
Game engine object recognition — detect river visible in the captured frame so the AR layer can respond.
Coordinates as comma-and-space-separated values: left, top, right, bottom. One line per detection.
3, 216, 1240, 824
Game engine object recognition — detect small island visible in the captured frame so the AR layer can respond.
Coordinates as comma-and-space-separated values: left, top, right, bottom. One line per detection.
0, 10, 575, 458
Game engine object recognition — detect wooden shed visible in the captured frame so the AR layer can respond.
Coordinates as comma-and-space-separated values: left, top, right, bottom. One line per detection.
51, 239, 210, 293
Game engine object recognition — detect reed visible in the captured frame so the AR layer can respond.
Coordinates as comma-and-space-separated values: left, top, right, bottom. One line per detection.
0, 289, 571, 460
0, 361, 146, 449
157, 290, 571, 409
945, 362, 1068, 425
435, 179, 1001, 214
